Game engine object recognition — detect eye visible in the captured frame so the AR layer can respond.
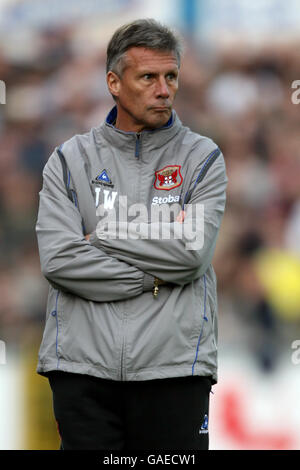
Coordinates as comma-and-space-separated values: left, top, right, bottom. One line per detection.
166, 73, 177, 81
143, 74, 153, 80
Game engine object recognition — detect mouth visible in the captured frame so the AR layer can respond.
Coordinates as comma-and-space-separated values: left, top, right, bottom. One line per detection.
150, 107, 170, 112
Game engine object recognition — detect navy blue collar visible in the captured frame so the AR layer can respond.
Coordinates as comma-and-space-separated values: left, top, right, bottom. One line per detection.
105, 106, 174, 133
99, 105, 183, 152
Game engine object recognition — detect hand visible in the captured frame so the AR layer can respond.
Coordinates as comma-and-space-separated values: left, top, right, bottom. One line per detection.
176, 210, 186, 223
85, 234, 91, 241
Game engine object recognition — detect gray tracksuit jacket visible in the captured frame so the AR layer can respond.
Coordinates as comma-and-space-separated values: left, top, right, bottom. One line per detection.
36, 106, 227, 383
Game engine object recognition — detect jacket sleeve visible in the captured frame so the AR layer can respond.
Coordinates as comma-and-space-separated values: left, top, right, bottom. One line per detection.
35, 151, 154, 302
89, 149, 227, 285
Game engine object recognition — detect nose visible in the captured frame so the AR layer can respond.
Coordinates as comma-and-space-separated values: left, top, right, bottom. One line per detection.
155, 77, 170, 99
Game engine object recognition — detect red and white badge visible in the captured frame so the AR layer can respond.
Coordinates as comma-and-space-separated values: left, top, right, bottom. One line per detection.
154, 165, 183, 191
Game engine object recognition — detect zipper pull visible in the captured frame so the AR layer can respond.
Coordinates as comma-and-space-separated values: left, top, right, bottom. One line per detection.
153, 278, 160, 298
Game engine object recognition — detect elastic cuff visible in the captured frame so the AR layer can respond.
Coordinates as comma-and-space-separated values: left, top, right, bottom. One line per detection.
143, 273, 155, 292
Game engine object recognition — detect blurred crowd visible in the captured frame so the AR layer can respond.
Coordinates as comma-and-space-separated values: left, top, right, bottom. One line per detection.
1, 22, 300, 374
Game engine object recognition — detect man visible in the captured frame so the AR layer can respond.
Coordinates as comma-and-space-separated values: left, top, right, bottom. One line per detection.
36, 19, 227, 450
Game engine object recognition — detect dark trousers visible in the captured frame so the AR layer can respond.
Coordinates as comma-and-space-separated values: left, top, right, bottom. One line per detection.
48, 371, 212, 450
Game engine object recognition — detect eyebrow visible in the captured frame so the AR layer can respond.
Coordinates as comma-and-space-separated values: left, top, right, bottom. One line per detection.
138, 68, 178, 76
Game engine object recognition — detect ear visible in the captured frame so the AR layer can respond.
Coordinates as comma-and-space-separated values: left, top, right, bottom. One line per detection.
107, 71, 121, 99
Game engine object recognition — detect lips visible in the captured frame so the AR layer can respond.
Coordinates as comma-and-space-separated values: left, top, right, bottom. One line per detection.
151, 107, 170, 111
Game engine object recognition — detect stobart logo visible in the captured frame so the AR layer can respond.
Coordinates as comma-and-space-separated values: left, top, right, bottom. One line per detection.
152, 194, 180, 205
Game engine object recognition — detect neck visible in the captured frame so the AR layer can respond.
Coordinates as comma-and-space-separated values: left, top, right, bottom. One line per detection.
106, 105, 173, 133
115, 116, 146, 133
115, 107, 150, 133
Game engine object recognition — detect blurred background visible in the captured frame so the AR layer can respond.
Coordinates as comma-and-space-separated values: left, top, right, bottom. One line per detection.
1, 0, 300, 450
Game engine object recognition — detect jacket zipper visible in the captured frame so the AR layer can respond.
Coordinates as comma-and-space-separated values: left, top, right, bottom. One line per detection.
120, 314, 127, 381
120, 135, 141, 380
51, 290, 61, 369
134, 132, 160, 299
192, 275, 208, 375
135, 133, 141, 159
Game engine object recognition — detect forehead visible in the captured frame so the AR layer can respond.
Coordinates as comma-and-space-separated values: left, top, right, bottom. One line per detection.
125, 47, 178, 72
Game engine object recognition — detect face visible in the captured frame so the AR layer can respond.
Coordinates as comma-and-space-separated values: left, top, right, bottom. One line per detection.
107, 47, 179, 132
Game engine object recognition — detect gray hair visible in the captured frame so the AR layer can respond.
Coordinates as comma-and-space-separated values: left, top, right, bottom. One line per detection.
106, 18, 184, 77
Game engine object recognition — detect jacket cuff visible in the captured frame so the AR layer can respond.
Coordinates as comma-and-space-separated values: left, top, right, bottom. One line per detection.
143, 273, 155, 292
89, 230, 100, 247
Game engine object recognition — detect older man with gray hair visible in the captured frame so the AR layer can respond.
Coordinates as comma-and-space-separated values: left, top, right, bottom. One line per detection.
36, 18, 227, 450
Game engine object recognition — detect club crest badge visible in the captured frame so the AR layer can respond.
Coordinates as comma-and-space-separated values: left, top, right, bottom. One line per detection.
154, 165, 183, 191
92, 169, 114, 187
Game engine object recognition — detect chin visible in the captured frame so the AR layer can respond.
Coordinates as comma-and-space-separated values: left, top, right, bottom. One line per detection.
147, 113, 171, 129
